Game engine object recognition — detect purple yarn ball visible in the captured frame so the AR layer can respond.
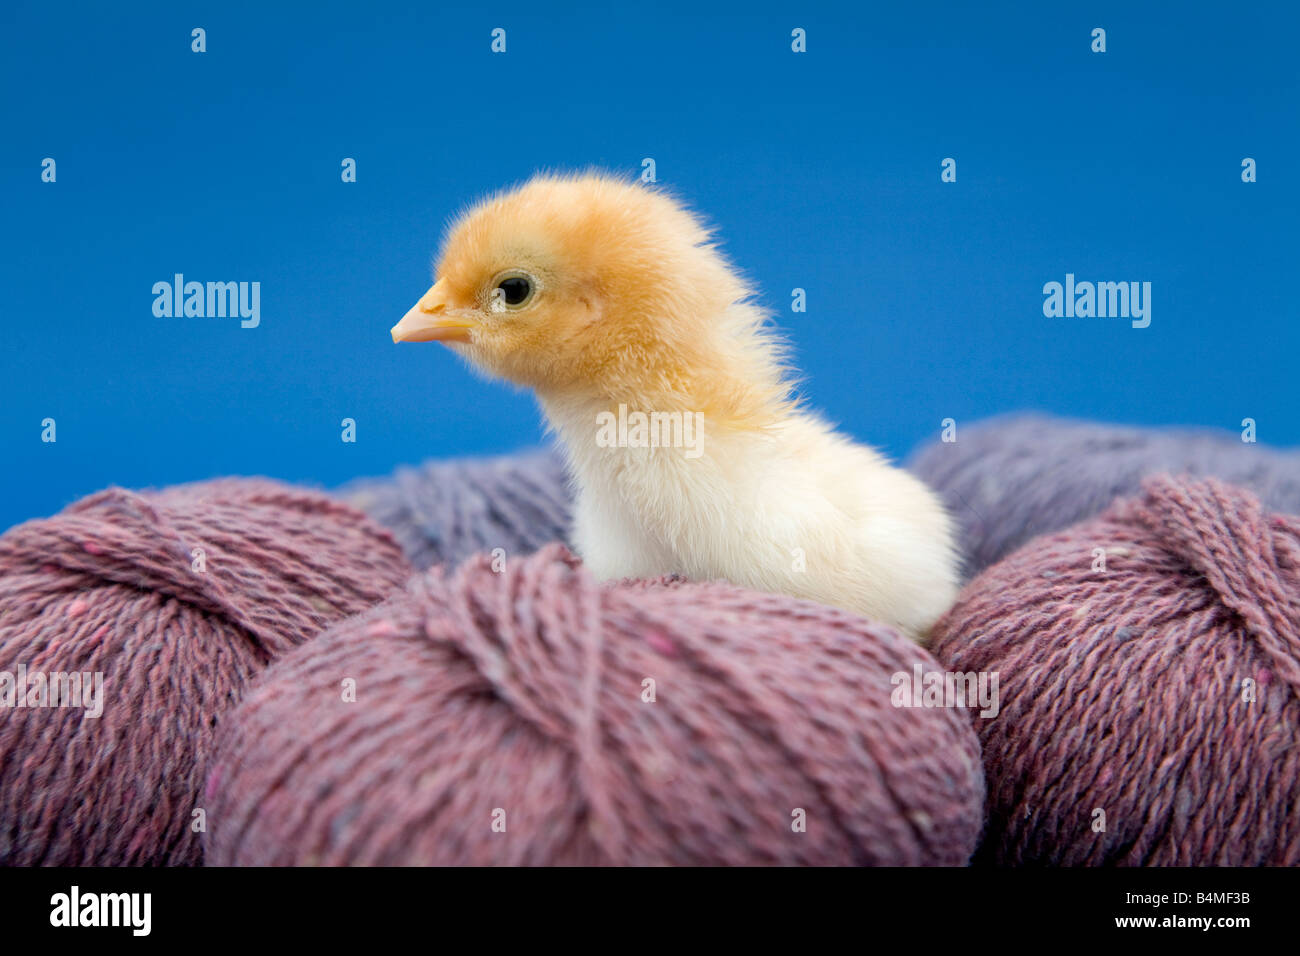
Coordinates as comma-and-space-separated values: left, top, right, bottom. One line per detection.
0, 480, 411, 865
909, 415, 1300, 576
338, 449, 572, 571
932, 475, 1300, 865
206, 544, 985, 866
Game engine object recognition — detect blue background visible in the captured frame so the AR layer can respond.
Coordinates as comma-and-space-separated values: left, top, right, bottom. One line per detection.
2, 0, 1296, 532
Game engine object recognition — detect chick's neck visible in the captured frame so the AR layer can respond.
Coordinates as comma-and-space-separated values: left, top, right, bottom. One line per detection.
539, 342, 792, 438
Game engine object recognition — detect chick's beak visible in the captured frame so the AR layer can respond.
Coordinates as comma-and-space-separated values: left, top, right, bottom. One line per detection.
391, 280, 476, 344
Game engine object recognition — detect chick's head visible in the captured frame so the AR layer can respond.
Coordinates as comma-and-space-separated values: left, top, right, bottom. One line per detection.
392, 173, 761, 401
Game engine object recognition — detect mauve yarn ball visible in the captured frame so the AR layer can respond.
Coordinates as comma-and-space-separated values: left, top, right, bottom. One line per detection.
206, 543, 984, 866
931, 475, 1300, 866
908, 415, 1300, 575
0, 480, 411, 866
339, 449, 571, 571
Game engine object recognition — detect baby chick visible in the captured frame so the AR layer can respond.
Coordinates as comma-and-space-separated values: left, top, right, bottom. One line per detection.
392, 172, 958, 641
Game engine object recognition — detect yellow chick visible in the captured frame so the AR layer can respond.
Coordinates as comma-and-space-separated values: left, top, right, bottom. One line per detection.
392, 172, 958, 641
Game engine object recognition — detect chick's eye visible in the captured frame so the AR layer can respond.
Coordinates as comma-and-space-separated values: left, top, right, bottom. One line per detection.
497, 276, 533, 307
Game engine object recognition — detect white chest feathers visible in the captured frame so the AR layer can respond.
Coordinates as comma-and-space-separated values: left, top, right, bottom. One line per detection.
542, 398, 959, 641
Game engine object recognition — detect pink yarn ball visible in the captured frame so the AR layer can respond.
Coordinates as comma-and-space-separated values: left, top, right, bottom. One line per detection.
0, 480, 411, 865
932, 475, 1300, 865
206, 544, 984, 866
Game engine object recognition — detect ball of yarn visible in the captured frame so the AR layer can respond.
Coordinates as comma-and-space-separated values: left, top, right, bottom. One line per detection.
908, 415, 1300, 575
931, 475, 1300, 865
339, 449, 571, 571
206, 544, 984, 866
0, 480, 411, 866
